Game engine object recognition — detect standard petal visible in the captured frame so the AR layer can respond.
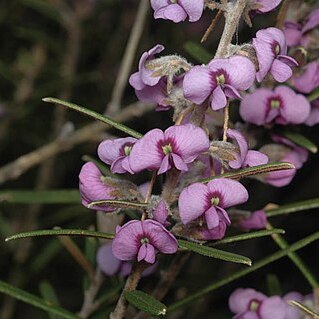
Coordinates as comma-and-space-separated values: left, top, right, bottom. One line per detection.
270, 59, 293, 82
97, 243, 121, 276
183, 66, 214, 104
158, 154, 171, 175
171, 153, 188, 171
98, 137, 137, 166
239, 210, 267, 230
259, 296, 286, 319
207, 178, 249, 208
253, 38, 274, 82
229, 288, 266, 314
275, 86, 311, 124
227, 129, 249, 167
165, 124, 210, 162
112, 220, 143, 261
178, 182, 209, 224
243, 150, 269, 167
179, 0, 204, 22
143, 220, 178, 254
128, 129, 164, 173
293, 61, 319, 94
150, 0, 169, 11
256, 0, 282, 13
211, 85, 227, 110
240, 89, 273, 125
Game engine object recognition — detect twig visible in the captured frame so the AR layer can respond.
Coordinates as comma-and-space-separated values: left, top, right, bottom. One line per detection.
107, 0, 150, 114
0, 102, 153, 185
201, 10, 223, 43
276, 0, 291, 29
215, 0, 248, 58
222, 104, 229, 142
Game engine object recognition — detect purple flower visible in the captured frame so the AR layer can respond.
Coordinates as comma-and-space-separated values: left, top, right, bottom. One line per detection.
152, 200, 169, 225
128, 124, 209, 175
229, 288, 287, 319
79, 162, 117, 212
260, 136, 308, 187
227, 129, 269, 169
254, 0, 282, 13
240, 86, 311, 125
129, 44, 164, 91
305, 100, 319, 126
292, 61, 319, 94
112, 220, 178, 264
239, 210, 267, 230
97, 243, 157, 277
178, 178, 248, 230
183, 55, 256, 110
284, 9, 319, 47
151, 0, 204, 23
98, 137, 137, 174
253, 27, 298, 83
283, 292, 303, 319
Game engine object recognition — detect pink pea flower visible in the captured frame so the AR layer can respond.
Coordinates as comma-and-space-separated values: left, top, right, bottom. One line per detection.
152, 200, 169, 226
305, 99, 319, 126
227, 129, 269, 169
112, 220, 178, 264
229, 288, 287, 319
183, 55, 256, 110
284, 9, 319, 47
129, 44, 164, 91
178, 178, 249, 231
239, 210, 267, 230
79, 162, 117, 212
254, 0, 282, 13
151, 0, 204, 23
128, 124, 209, 175
283, 292, 304, 319
292, 61, 319, 94
240, 86, 311, 125
97, 137, 137, 174
253, 27, 298, 83
260, 135, 308, 187
97, 243, 157, 277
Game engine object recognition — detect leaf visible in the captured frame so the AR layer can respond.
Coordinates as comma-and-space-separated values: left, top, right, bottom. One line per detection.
42, 98, 143, 139
266, 274, 282, 296
5, 229, 114, 242
124, 290, 167, 316
88, 199, 148, 209
266, 198, 319, 217
211, 229, 285, 246
39, 281, 62, 319
20, 0, 61, 22
288, 300, 319, 318
0, 190, 80, 204
178, 240, 252, 266
283, 131, 317, 153
308, 87, 319, 102
168, 230, 319, 312
183, 41, 212, 64
0, 280, 79, 319
201, 162, 295, 183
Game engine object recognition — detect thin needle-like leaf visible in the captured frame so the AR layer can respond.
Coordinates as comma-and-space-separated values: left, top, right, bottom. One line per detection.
42, 97, 143, 138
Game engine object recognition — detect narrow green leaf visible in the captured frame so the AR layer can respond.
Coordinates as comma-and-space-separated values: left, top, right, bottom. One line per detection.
168, 230, 319, 312
288, 300, 319, 318
266, 198, 319, 217
39, 281, 61, 319
0, 190, 80, 204
308, 87, 319, 102
42, 97, 143, 139
178, 240, 252, 266
211, 229, 285, 246
283, 131, 317, 153
88, 199, 148, 209
202, 162, 294, 183
0, 280, 79, 319
124, 290, 167, 316
183, 41, 212, 64
5, 229, 114, 242
20, 0, 61, 22
266, 274, 282, 296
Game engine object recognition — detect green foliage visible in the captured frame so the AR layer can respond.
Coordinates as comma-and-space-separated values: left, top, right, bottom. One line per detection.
178, 240, 252, 266
283, 131, 318, 153
183, 41, 212, 64
124, 290, 167, 316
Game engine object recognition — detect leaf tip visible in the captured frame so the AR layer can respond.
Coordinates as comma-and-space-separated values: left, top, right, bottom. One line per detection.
4, 237, 11, 242
42, 97, 51, 102
158, 308, 167, 315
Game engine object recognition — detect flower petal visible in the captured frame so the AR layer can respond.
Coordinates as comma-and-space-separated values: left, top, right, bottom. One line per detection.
244, 150, 269, 167
239, 210, 267, 230
259, 296, 286, 319
178, 182, 209, 224
179, 0, 204, 22
160, 4, 187, 23
211, 85, 227, 110
97, 243, 121, 276
270, 59, 293, 82
137, 243, 156, 264
150, 0, 169, 11
129, 129, 164, 173
165, 124, 210, 162
207, 178, 249, 209
227, 129, 249, 168
256, 0, 282, 13
171, 153, 188, 171
183, 66, 214, 104
158, 154, 171, 175
204, 206, 220, 229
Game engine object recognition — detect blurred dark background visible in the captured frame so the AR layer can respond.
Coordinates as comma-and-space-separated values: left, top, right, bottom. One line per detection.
0, 0, 318, 318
